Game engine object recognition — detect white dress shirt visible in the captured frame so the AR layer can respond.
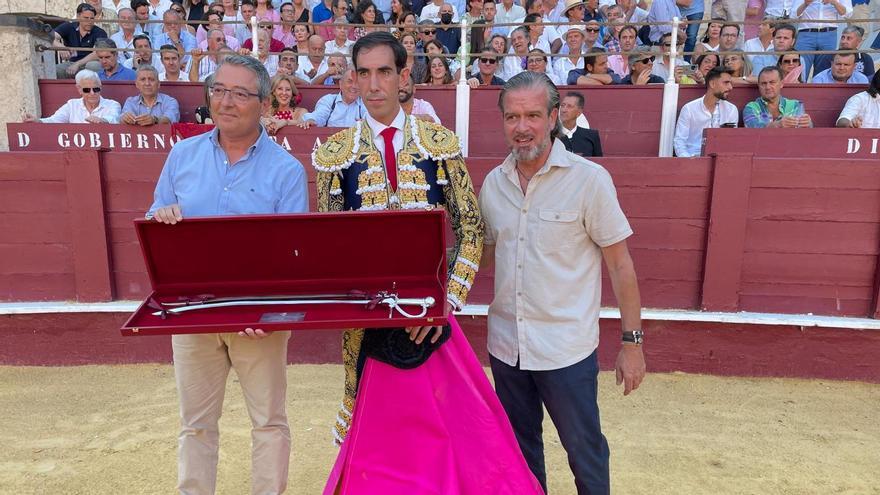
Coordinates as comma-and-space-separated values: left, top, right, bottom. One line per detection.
102, 0, 126, 14
40, 97, 122, 124
561, 114, 591, 138
300, 56, 330, 82
495, 2, 526, 34
764, 0, 795, 17
674, 96, 739, 157
110, 29, 143, 63
123, 53, 163, 69
411, 98, 441, 124
325, 39, 354, 55
553, 56, 583, 85
479, 139, 633, 370
791, 0, 853, 29
365, 108, 406, 178
420, 2, 460, 22
838, 91, 880, 128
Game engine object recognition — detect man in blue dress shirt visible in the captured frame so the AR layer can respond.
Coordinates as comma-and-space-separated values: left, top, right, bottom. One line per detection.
121, 64, 180, 125
151, 10, 197, 66
299, 67, 367, 128
147, 54, 308, 495
812, 52, 870, 84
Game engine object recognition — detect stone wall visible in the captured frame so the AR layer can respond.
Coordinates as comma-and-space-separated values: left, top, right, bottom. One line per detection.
0, 0, 70, 18
0, 15, 55, 150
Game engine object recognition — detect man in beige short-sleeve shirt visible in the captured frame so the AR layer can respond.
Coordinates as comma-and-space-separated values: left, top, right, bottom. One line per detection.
479, 71, 646, 495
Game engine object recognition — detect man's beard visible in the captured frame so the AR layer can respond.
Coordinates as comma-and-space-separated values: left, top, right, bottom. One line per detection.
714, 90, 729, 101
398, 90, 413, 104
511, 133, 551, 162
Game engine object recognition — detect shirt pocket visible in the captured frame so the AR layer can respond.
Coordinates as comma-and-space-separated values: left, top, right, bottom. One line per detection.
537, 208, 580, 253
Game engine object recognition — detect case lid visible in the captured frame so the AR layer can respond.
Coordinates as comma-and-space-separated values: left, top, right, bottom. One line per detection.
135, 210, 448, 296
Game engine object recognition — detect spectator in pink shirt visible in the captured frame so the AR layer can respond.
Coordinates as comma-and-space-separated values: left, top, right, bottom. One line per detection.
399, 72, 441, 123
607, 24, 637, 77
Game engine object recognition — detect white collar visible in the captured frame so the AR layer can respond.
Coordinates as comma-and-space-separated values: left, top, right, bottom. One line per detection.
365, 107, 406, 138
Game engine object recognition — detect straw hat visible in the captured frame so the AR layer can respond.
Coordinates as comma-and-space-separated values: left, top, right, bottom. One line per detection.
561, 0, 586, 17
563, 23, 586, 40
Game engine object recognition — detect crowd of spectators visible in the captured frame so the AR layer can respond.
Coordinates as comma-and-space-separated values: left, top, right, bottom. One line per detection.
31, 0, 880, 151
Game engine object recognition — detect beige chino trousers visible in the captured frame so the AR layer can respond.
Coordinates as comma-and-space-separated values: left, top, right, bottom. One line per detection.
172, 331, 291, 495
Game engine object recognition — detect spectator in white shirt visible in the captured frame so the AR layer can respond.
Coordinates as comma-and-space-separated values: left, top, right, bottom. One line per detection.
744, 16, 775, 76
523, 13, 552, 53
399, 72, 441, 123
158, 44, 187, 81
526, 48, 562, 84
124, 34, 164, 69
617, 0, 648, 24
301, 34, 330, 81
496, 0, 526, 35
110, 7, 142, 63
276, 46, 314, 85
325, 18, 355, 54
502, 27, 531, 80
23, 69, 121, 124
836, 71, 880, 128
553, 26, 586, 83
792, 0, 853, 79
674, 67, 739, 157
422, 0, 459, 21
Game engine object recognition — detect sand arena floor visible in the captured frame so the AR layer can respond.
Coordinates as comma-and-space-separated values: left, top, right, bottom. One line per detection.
0, 365, 877, 495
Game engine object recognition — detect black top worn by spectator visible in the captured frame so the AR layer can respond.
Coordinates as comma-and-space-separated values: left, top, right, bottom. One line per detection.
620, 73, 666, 84
558, 129, 603, 157
486, 75, 506, 85
436, 26, 461, 55
53, 22, 108, 62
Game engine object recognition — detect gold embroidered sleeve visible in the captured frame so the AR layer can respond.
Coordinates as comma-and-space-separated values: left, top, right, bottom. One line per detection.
442, 155, 483, 310
315, 171, 344, 213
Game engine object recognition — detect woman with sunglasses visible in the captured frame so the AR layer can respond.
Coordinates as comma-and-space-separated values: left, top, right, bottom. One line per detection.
777, 53, 803, 83
426, 54, 455, 85
724, 49, 756, 84
24, 69, 121, 124
401, 31, 428, 83
692, 18, 724, 58
168, 3, 196, 34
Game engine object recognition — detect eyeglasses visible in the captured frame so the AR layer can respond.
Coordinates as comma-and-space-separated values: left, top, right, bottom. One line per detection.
781, 58, 800, 65
423, 29, 436, 34
209, 85, 260, 103
527, 58, 544, 65
260, 25, 273, 29
636, 56, 655, 64
479, 57, 497, 64
81, 87, 102, 93
721, 33, 738, 37
584, 27, 600, 32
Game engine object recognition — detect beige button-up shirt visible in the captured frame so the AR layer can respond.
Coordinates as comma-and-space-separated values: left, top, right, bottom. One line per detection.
479, 139, 632, 371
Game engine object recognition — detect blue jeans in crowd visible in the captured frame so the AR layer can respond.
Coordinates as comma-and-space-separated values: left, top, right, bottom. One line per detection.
684, 12, 705, 61
796, 28, 839, 81
490, 351, 610, 495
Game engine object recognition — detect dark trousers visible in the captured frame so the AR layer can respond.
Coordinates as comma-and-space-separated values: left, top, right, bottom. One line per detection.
490, 351, 610, 495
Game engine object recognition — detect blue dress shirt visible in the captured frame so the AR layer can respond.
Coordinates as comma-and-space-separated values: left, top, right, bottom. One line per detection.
122, 93, 181, 123
101, 66, 137, 81
152, 31, 198, 64
812, 69, 870, 84
301, 94, 367, 127
147, 127, 309, 218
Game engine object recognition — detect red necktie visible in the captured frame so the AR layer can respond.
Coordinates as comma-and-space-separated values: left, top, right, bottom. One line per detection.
380, 127, 397, 191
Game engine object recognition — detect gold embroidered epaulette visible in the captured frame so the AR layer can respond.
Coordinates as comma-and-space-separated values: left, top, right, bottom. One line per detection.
312, 124, 363, 173
409, 118, 461, 161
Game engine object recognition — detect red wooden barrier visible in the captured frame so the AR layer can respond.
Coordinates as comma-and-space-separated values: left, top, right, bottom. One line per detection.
704, 128, 880, 158
38, 80, 865, 157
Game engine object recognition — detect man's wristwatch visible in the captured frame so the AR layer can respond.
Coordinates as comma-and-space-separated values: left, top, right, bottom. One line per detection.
622, 330, 644, 345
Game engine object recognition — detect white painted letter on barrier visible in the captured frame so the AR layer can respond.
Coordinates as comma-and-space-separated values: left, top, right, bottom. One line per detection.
847, 138, 860, 154
17, 132, 29, 148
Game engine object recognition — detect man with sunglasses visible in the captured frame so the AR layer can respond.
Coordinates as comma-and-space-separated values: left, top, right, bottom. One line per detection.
468, 47, 507, 86
651, 30, 688, 82
24, 69, 121, 123
147, 54, 307, 494
622, 47, 666, 84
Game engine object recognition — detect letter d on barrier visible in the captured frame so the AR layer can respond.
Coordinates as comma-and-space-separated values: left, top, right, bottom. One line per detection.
846, 138, 861, 154
16, 132, 30, 148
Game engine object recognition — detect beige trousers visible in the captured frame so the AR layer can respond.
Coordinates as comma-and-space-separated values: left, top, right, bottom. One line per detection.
851, 4, 872, 36
172, 331, 291, 495
712, 0, 747, 23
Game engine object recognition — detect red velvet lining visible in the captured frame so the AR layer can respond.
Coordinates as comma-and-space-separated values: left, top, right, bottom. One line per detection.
122, 210, 448, 335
